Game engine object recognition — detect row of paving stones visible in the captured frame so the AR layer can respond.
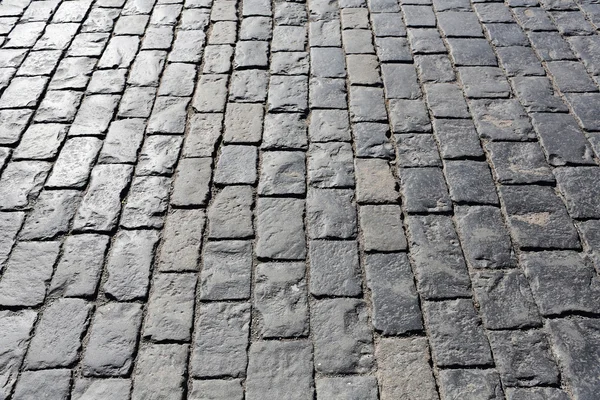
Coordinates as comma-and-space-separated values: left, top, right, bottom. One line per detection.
1, 0, 600, 398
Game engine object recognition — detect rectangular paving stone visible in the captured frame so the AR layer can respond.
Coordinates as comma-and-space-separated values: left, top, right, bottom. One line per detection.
72, 379, 131, 400
146, 97, 189, 134
19, 189, 81, 240
395, 133, 441, 167
489, 329, 559, 387
530, 112, 595, 166
192, 75, 228, 113
98, 119, 146, 164
0, 76, 48, 109
311, 298, 374, 374
49, 234, 109, 298
0, 109, 33, 145
258, 151, 306, 195
423, 299, 493, 367
120, 176, 170, 229
0, 160, 51, 209
191, 302, 250, 378
500, 185, 580, 250
136, 135, 183, 175
469, 98, 535, 141
26, 298, 91, 369
521, 251, 600, 315
246, 341, 313, 400
0, 309, 37, 399
547, 317, 600, 400
170, 157, 212, 207
355, 158, 398, 203
510, 76, 568, 113
157, 209, 205, 272
254, 262, 309, 338
207, 186, 253, 239
189, 380, 243, 400
183, 113, 223, 157
349, 86, 387, 122
144, 273, 197, 342
0, 241, 60, 307
132, 344, 188, 400
118, 87, 157, 118
376, 337, 439, 400
486, 141, 554, 184
82, 302, 143, 377
444, 160, 499, 205
432, 118, 483, 159
308, 142, 354, 188
214, 145, 258, 184
12, 369, 71, 400
359, 205, 407, 252
200, 240, 253, 301
309, 240, 361, 297
0, 211, 23, 265
46, 137, 102, 188
14, 123, 66, 160
438, 369, 503, 400
399, 167, 452, 213
365, 253, 422, 335
103, 229, 160, 301
256, 197, 306, 259
73, 164, 133, 232
406, 215, 471, 299
472, 269, 541, 330
224, 103, 263, 144
307, 188, 357, 239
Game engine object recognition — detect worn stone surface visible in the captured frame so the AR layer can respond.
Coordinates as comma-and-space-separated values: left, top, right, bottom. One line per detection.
1, 1, 600, 397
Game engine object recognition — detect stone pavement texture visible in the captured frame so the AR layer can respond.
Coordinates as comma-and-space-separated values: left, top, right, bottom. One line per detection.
2, 0, 600, 398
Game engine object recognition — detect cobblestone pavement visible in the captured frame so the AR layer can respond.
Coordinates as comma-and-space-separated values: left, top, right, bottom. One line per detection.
3, 0, 600, 398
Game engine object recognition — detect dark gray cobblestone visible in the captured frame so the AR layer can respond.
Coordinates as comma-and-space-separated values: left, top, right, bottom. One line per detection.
1, 0, 600, 398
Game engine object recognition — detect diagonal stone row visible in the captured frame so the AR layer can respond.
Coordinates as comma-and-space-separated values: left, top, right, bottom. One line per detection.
1, 0, 600, 398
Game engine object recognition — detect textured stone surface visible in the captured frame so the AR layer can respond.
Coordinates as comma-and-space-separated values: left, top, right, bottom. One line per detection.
1, 2, 599, 397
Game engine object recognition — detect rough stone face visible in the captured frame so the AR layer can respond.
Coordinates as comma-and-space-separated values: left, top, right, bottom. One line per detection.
399, 167, 452, 213
98, 119, 146, 164
316, 376, 378, 400
26, 298, 92, 369
189, 380, 244, 400
359, 205, 407, 252
191, 302, 250, 378
376, 337, 439, 400
307, 188, 357, 239
171, 157, 212, 207
103, 229, 160, 301
73, 164, 133, 232
0, 310, 38, 399
259, 151, 306, 195
224, 103, 263, 144
214, 145, 258, 185
46, 137, 102, 188
254, 262, 309, 338
500, 185, 580, 250
200, 241, 253, 301
246, 341, 313, 400
256, 197, 306, 260
308, 142, 354, 188
0, 161, 51, 210
50, 234, 109, 298
208, 186, 253, 239
438, 369, 503, 400
486, 141, 555, 184
12, 369, 71, 400
143, 273, 197, 342
120, 176, 170, 229
136, 135, 183, 176
355, 158, 397, 203
454, 205, 516, 269
157, 209, 205, 272
0, 241, 60, 307
423, 299, 493, 367
489, 330, 560, 387
472, 270, 541, 330
443, 160, 499, 205
311, 298, 374, 374
309, 240, 362, 297
19, 190, 81, 240
365, 253, 422, 335
132, 344, 188, 400
82, 302, 143, 377
406, 215, 471, 299
521, 251, 600, 316
72, 379, 131, 400
13, 123, 67, 160
0, 211, 23, 266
